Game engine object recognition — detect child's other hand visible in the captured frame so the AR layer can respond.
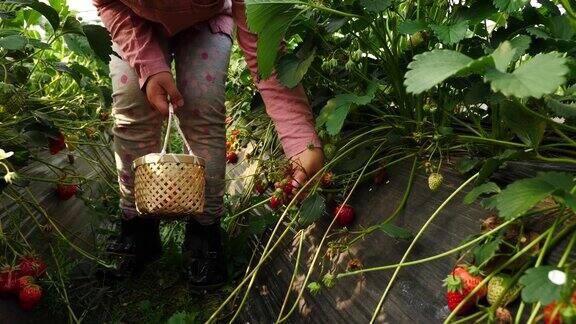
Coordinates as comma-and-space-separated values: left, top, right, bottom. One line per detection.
290, 147, 324, 189
145, 72, 184, 115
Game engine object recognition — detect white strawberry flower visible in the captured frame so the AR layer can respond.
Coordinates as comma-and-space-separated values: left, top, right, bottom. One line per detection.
548, 269, 567, 285
0, 149, 14, 160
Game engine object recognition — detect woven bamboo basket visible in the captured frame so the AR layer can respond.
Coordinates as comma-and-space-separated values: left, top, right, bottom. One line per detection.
132, 104, 205, 218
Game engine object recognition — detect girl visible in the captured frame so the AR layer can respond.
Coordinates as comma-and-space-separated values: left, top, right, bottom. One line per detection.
93, 0, 324, 288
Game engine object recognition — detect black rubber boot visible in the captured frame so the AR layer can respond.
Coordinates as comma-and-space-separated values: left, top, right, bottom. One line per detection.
104, 217, 162, 278
182, 219, 227, 290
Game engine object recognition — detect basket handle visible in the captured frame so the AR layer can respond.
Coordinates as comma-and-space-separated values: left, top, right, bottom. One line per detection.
161, 103, 195, 156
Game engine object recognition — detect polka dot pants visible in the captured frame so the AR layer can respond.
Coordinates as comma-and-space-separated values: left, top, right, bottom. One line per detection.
110, 24, 231, 225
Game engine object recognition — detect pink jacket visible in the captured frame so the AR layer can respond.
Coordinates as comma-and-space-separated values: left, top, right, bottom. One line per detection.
92, 0, 321, 158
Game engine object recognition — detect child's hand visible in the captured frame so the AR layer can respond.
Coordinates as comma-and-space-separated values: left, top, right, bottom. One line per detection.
145, 72, 184, 115
290, 147, 324, 189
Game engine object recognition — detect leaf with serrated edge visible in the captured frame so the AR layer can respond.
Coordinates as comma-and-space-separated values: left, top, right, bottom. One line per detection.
404, 50, 473, 94
493, 0, 529, 12
316, 82, 377, 135
519, 266, 563, 305
378, 223, 413, 239
485, 52, 568, 98
473, 237, 502, 266
464, 182, 501, 204
491, 35, 531, 72
299, 193, 326, 227
0, 35, 27, 50
545, 97, 576, 118
430, 20, 469, 45
245, 0, 305, 79
495, 172, 575, 220
277, 48, 315, 88
398, 19, 427, 34
360, 0, 392, 12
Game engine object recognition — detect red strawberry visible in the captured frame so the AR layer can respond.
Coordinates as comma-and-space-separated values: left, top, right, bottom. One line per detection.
270, 194, 282, 210
19, 256, 47, 278
56, 182, 78, 200
48, 133, 66, 155
0, 266, 20, 294
444, 274, 474, 315
16, 276, 35, 289
373, 168, 388, 185
452, 265, 487, 299
334, 204, 355, 226
283, 181, 294, 195
254, 182, 266, 195
543, 292, 576, 324
18, 284, 42, 311
226, 151, 238, 164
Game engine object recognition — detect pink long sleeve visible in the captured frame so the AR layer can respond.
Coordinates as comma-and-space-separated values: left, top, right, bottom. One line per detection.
231, 0, 321, 158
92, 0, 171, 88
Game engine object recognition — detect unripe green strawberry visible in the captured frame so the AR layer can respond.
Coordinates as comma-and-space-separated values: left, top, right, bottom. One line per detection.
487, 274, 521, 306
428, 172, 443, 191
323, 143, 336, 161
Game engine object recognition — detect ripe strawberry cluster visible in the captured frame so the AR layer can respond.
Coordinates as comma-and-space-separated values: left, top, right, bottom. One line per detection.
269, 178, 297, 210
226, 129, 241, 164
444, 265, 575, 323
1, 254, 46, 311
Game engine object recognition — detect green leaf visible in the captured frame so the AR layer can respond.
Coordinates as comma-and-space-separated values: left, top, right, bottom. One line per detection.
464, 182, 501, 204
495, 172, 575, 220
473, 237, 502, 265
545, 97, 576, 119
404, 50, 473, 94
398, 19, 427, 34
166, 311, 198, 324
430, 20, 469, 45
378, 223, 413, 239
538, 171, 575, 192
477, 150, 520, 184
277, 48, 315, 88
490, 35, 531, 72
316, 82, 377, 135
249, 215, 268, 235
493, 0, 529, 12
500, 100, 546, 148
558, 191, 576, 213
519, 266, 563, 305
82, 24, 115, 64
61, 15, 84, 35
456, 158, 482, 174
547, 15, 575, 40
8, 0, 60, 31
64, 34, 94, 57
359, 0, 391, 12
485, 52, 569, 99
0, 35, 27, 51
245, 0, 305, 79
54, 62, 82, 84
526, 26, 551, 39
299, 193, 326, 227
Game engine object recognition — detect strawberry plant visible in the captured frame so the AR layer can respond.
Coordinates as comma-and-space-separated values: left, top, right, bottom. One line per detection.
208, 0, 576, 322
0, 0, 575, 322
